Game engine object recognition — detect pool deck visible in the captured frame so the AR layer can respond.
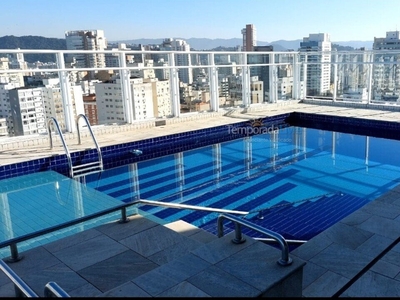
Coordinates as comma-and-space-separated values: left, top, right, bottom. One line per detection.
2, 100, 400, 297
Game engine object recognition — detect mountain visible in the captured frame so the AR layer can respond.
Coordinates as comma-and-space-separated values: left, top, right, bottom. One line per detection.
113, 38, 373, 51
0, 35, 374, 63
0, 35, 66, 63
333, 40, 373, 49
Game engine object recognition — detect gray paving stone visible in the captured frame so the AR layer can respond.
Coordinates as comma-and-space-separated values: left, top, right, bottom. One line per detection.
96, 214, 159, 241
370, 258, 400, 278
156, 281, 211, 297
20, 262, 89, 297
148, 237, 203, 265
359, 200, 400, 219
296, 260, 328, 290
342, 270, 400, 297
132, 268, 181, 296
302, 270, 348, 297
51, 234, 128, 271
356, 215, 400, 240
191, 232, 256, 264
168, 252, 211, 276
355, 233, 392, 257
101, 281, 151, 297
321, 222, 373, 250
309, 243, 373, 279
77, 250, 158, 292
0, 281, 18, 297
43, 228, 102, 253
216, 241, 305, 292
380, 249, 400, 268
67, 282, 102, 297
4, 246, 61, 276
291, 231, 333, 261
119, 224, 187, 257
339, 209, 372, 226
188, 265, 260, 297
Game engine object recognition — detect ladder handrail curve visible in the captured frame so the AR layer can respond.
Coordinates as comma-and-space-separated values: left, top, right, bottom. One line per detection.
217, 213, 293, 266
47, 117, 73, 178
76, 114, 103, 171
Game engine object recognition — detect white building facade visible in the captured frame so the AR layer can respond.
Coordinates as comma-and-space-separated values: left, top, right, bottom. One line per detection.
65, 30, 108, 80
300, 33, 332, 96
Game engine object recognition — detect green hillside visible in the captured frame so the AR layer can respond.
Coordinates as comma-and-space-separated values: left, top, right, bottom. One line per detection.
0, 35, 66, 63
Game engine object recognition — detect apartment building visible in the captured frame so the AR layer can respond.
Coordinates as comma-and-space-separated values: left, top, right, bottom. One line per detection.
83, 94, 98, 125
300, 33, 332, 96
44, 89, 84, 132
242, 24, 257, 51
65, 30, 108, 79
8, 80, 84, 136
146, 78, 172, 118
0, 57, 24, 87
9, 87, 47, 136
372, 31, 400, 101
95, 78, 155, 124
160, 38, 193, 84
105, 43, 134, 68
129, 59, 156, 80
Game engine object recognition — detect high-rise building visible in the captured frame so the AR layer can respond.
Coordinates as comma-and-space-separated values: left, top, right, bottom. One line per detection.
160, 38, 193, 84
83, 94, 98, 125
241, 24, 257, 51
65, 30, 107, 79
249, 45, 273, 102
95, 78, 155, 124
372, 31, 400, 101
8, 80, 84, 136
373, 31, 400, 50
300, 33, 331, 96
9, 87, 47, 136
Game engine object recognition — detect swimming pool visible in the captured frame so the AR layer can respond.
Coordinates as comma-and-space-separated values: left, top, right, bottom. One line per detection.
79, 125, 400, 241
1, 115, 400, 258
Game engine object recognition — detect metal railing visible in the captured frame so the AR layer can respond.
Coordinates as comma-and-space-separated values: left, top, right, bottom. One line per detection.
73, 114, 104, 177
217, 213, 293, 266
0, 259, 69, 297
0, 199, 249, 263
47, 115, 104, 178
47, 117, 73, 177
2, 48, 400, 136
44, 282, 71, 298
0, 199, 295, 297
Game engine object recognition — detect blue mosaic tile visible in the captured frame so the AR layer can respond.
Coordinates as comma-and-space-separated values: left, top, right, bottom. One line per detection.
1, 111, 398, 181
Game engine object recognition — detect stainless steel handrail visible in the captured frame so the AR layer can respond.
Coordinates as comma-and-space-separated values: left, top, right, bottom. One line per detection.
254, 237, 307, 245
44, 282, 70, 298
0, 259, 70, 297
0, 199, 249, 262
137, 199, 248, 215
48, 117, 73, 178
217, 213, 293, 266
0, 259, 38, 297
76, 114, 103, 171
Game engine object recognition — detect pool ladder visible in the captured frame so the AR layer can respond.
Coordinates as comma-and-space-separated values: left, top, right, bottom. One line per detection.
48, 114, 103, 178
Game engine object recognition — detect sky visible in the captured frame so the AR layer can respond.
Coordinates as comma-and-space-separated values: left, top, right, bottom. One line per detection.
2, 0, 399, 43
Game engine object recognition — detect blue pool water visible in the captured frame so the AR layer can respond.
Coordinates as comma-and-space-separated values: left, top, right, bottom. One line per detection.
82, 126, 400, 240
1, 124, 400, 258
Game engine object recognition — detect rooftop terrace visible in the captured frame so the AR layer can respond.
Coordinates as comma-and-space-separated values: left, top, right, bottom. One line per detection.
1, 101, 400, 297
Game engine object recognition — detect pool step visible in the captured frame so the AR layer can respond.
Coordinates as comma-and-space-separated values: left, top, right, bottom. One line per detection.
149, 168, 300, 220
198, 192, 370, 242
